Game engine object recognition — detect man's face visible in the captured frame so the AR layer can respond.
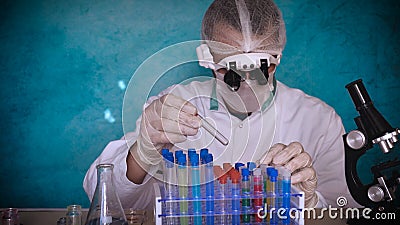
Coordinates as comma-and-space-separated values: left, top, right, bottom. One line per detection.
210, 24, 279, 113
214, 65, 275, 114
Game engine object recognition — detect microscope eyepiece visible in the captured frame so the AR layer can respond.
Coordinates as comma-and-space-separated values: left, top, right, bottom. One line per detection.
345, 79, 373, 111
345, 79, 398, 153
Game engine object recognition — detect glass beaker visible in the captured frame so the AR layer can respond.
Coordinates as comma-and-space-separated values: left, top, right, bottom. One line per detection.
85, 164, 127, 225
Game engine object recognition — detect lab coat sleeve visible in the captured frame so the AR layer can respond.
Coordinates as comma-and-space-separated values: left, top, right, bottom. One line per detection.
82, 87, 177, 210
312, 110, 362, 208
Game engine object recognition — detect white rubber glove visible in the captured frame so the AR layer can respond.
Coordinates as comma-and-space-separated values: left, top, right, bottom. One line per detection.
132, 94, 201, 166
261, 142, 318, 208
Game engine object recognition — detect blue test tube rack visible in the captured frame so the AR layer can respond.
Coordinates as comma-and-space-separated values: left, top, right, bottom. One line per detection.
154, 150, 305, 225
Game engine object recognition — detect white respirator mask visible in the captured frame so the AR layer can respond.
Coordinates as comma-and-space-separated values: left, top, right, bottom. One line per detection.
197, 44, 279, 113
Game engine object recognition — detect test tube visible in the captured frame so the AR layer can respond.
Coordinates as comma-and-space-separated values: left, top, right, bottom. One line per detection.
275, 166, 284, 212
241, 168, 251, 223
200, 148, 209, 184
224, 168, 233, 213
190, 154, 202, 225
177, 154, 189, 225
266, 167, 274, 223
217, 174, 229, 225
253, 168, 263, 223
230, 170, 241, 225
281, 167, 291, 224
260, 165, 272, 219
259, 165, 270, 193
205, 154, 215, 225
163, 152, 178, 225
198, 114, 229, 146
187, 149, 196, 198
247, 162, 256, 193
269, 168, 278, 225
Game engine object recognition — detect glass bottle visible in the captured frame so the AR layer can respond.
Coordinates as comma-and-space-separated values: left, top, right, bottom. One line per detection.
66, 205, 82, 225
85, 164, 127, 225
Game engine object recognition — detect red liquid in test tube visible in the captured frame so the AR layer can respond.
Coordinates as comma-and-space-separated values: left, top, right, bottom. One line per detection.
253, 168, 263, 222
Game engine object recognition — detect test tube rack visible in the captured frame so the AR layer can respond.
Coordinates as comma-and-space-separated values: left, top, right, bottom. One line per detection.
153, 182, 305, 225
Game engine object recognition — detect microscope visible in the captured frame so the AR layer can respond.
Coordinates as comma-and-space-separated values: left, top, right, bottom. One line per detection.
343, 79, 399, 222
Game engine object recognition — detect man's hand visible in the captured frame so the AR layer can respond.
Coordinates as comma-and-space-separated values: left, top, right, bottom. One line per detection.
133, 94, 201, 166
261, 142, 318, 208
127, 94, 201, 184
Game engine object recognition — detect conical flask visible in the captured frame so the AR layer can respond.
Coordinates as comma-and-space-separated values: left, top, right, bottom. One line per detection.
85, 164, 127, 225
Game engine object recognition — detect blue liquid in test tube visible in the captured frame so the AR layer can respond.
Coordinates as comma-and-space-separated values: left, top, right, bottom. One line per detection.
205, 154, 215, 225
190, 153, 202, 225
281, 168, 291, 224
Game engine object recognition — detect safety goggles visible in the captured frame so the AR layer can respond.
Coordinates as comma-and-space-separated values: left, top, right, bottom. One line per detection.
217, 52, 280, 71
197, 44, 280, 70
219, 53, 280, 91
197, 44, 280, 91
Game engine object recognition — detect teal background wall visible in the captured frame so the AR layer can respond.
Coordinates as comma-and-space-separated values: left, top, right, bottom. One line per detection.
0, 0, 399, 208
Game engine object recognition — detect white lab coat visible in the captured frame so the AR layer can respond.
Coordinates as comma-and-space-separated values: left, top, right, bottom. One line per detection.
83, 79, 360, 210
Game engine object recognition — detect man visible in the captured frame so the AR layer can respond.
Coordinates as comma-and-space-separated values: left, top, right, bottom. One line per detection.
84, 0, 359, 210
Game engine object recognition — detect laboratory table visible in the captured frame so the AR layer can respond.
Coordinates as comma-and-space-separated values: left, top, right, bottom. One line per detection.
11, 208, 150, 225
9, 208, 350, 225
